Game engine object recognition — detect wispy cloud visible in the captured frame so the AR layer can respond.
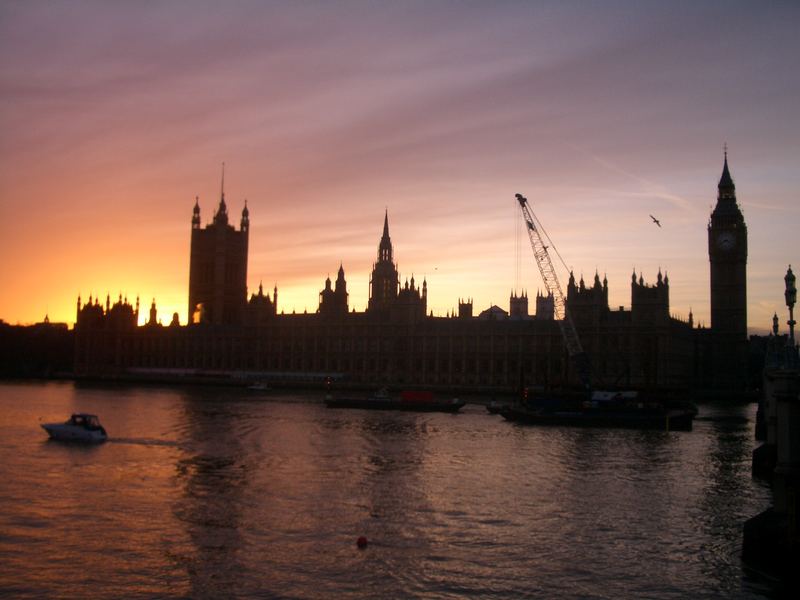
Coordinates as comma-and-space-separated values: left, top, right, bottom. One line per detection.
0, 1, 798, 326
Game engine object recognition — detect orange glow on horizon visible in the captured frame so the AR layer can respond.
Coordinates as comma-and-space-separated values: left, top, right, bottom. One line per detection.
1, 184, 794, 336
1, 4, 797, 333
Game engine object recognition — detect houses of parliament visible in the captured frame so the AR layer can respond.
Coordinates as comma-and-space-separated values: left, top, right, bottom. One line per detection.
72, 156, 750, 392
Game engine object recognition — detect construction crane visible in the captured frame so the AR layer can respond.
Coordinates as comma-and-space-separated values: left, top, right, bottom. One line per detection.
515, 193, 591, 390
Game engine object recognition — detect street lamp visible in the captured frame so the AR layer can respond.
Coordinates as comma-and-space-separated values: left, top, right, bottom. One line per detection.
785, 265, 796, 347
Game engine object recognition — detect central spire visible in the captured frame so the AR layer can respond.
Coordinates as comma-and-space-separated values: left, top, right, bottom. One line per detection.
220, 161, 226, 201
214, 162, 229, 225
378, 209, 393, 263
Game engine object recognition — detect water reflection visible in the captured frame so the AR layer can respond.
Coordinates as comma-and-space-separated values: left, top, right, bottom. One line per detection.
697, 405, 765, 593
359, 414, 432, 593
0, 383, 777, 599
173, 391, 252, 599
551, 430, 684, 596
299, 409, 435, 597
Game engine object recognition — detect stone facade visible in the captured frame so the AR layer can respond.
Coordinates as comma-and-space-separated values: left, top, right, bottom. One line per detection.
708, 153, 749, 388
75, 214, 695, 392
74, 158, 744, 392
188, 191, 249, 326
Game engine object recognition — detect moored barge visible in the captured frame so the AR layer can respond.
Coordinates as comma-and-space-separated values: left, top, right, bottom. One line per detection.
500, 391, 696, 431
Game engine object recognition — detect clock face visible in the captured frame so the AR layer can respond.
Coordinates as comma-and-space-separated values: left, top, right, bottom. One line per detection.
716, 232, 735, 250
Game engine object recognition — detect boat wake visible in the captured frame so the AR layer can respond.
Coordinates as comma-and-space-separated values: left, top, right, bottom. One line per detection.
107, 437, 183, 448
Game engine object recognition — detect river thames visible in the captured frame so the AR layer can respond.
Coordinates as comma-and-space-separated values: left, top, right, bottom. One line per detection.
0, 381, 778, 598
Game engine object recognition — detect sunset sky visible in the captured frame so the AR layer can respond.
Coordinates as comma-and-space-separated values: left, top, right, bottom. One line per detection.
1, 1, 797, 332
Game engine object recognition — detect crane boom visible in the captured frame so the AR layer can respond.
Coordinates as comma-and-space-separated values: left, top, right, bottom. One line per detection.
515, 193, 590, 388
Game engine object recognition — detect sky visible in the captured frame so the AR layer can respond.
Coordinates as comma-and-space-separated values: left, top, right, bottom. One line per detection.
1, 1, 797, 332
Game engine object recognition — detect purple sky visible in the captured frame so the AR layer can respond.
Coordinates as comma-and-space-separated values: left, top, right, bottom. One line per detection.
1, 1, 798, 331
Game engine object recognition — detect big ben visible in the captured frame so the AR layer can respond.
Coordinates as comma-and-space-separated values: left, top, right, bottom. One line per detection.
708, 151, 748, 388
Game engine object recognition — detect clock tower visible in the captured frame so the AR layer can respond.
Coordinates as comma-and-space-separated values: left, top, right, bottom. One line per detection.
708, 151, 748, 388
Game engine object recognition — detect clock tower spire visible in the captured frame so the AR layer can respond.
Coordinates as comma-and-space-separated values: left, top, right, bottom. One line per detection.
708, 149, 748, 389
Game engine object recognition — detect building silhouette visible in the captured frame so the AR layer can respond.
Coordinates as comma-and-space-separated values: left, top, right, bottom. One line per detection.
188, 169, 249, 326
509, 291, 529, 319
708, 151, 748, 388
73, 156, 748, 392
0, 317, 72, 378
367, 210, 398, 314
319, 265, 348, 318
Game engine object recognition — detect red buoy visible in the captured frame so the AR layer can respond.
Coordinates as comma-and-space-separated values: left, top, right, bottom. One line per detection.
356, 536, 368, 548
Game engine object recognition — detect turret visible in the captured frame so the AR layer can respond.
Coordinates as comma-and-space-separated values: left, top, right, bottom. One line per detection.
319, 264, 348, 317
510, 290, 529, 318
458, 298, 473, 319
631, 271, 670, 324
535, 289, 555, 320
567, 269, 609, 326
335, 264, 349, 311
192, 197, 201, 229
148, 299, 157, 326
247, 280, 276, 325
241, 199, 249, 233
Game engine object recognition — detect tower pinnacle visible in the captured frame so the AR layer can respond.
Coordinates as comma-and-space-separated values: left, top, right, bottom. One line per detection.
221, 161, 225, 200
214, 163, 229, 225
192, 196, 201, 229
241, 198, 249, 232
718, 148, 735, 195
378, 209, 393, 263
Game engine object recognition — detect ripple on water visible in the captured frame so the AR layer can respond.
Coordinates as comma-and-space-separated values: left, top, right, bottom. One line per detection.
0, 384, 777, 599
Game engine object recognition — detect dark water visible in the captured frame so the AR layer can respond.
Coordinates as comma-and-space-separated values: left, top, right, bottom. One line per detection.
0, 382, 777, 599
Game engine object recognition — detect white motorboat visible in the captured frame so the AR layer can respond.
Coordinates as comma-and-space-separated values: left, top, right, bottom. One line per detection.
41, 413, 108, 443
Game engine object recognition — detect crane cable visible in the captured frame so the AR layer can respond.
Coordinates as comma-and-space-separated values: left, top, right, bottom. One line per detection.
514, 197, 521, 294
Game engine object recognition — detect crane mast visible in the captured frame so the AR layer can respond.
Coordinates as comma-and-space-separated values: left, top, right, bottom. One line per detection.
515, 193, 591, 389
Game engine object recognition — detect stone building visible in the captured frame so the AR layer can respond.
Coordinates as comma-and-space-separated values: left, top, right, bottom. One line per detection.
708, 151, 749, 388
188, 177, 249, 326
73, 156, 745, 393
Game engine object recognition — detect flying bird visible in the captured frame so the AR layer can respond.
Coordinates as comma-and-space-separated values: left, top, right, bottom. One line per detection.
650, 215, 661, 228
